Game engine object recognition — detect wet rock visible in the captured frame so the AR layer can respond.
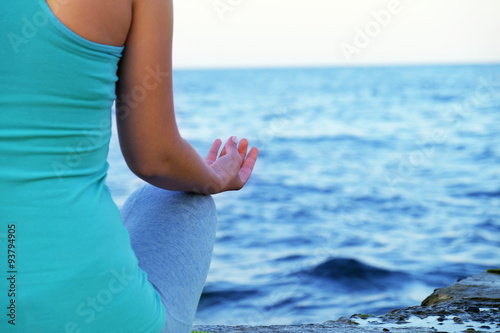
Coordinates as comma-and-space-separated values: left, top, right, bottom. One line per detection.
421, 272, 500, 307
193, 272, 500, 333
466, 306, 480, 313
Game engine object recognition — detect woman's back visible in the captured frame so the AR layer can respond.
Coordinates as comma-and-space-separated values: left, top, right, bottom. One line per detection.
0, 0, 165, 331
1, 0, 258, 331
44, 0, 131, 47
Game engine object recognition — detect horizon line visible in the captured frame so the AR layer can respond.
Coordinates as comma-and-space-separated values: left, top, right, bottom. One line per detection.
172, 60, 500, 71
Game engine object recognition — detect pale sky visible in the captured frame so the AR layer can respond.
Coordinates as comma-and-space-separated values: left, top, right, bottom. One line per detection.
172, 0, 500, 68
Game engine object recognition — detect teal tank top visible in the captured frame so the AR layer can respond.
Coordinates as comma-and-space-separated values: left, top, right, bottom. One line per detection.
0, 1, 166, 332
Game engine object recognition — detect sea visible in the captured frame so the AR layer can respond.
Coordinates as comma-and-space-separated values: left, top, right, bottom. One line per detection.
106, 64, 500, 326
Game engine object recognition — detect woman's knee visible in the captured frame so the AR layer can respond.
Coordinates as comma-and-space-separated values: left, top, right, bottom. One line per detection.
121, 183, 216, 225
185, 192, 215, 214
172, 192, 217, 225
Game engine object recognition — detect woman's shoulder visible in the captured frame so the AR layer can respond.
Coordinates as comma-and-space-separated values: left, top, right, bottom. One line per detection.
45, 0, 133, 47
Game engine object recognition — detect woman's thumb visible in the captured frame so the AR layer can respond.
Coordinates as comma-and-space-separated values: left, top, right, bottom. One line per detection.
225, 136, 242, 163
225, 136, 238, 152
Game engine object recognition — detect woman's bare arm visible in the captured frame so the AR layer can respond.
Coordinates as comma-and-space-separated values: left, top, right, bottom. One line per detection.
115, 0, 258, 194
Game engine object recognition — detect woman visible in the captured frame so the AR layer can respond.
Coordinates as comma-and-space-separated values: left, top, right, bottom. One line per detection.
0, 0, 258, 331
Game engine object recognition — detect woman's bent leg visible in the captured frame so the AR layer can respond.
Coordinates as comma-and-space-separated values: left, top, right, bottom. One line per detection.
120, 184, 217, 333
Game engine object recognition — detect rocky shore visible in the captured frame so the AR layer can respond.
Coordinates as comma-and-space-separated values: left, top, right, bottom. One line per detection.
193, 271, 500, 333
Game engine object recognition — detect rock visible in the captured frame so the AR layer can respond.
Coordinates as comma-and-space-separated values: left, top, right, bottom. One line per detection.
466, 306, 480, 313
421, 272, 500, 307
193, 272, 500, 333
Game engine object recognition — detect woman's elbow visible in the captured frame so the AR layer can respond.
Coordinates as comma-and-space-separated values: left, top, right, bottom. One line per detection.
123, 152, 172, 180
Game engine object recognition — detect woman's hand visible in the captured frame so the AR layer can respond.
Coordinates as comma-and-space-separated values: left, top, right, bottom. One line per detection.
204, 137, 259, 193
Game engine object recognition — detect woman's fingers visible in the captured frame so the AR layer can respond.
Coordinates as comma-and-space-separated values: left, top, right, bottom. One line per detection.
238, 146, 259, 184
205, 139, 222, 165
219, 137, 232, 157
208, 136, 258, 190
224, 136, 242, 165
237, 138, 249, 166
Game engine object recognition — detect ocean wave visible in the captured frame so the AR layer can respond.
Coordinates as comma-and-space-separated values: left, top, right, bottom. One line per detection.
466, 190, 500, 198
297, 257, 408, 291
199, 283, 261, 308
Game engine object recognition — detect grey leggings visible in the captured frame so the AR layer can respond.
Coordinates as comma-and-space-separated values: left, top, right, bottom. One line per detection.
120, 184, 217, 333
